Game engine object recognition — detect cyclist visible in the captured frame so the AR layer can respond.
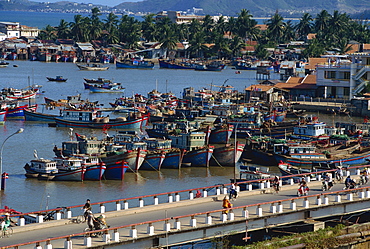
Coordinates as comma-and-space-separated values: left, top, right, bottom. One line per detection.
82, 199, 91, 222
272, 176, 280, 193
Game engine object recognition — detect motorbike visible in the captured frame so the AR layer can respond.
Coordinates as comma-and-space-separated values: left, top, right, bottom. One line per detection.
297, 185, 309, 196
322, 180, 329, 191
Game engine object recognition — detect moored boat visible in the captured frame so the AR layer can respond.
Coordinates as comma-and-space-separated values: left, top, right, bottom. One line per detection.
116, 59, 154, 69
1, 87, 38, 101
24, 158, 58, 178
89, 84, 125, 93
76, 63, 109, 71
46, 76, 67, 82
210, 142, 245, 167
24, 109, 60, 122
103, 161, 129, 180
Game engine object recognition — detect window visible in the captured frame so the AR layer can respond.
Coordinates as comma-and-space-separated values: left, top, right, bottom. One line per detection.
325, 71, 336, 79
344, 72, 350, 79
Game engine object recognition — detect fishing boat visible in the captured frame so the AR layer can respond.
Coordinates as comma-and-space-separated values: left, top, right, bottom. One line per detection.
79, 156, 106, 181
46, 76, 67, 82
24, 158, 58, 179
210, 143, 245, 167
209, 123, 233, 144
89, 84, 125, 93
54, 107, 148, 130
24, 109, 60, 122
140, 137, 172, 170
5, 103, 37, 119
76, 63, 109, 71
116, 59, 154, 69
1, 87, 38, 100
52, 157, 86, 181
0, 109, 6, 125
103, 160, 129, 180
158, 59, 197, 69
0, 60, 9, 68
84, 78, 113, 84
194, 61, 225, 71
161, 148, 184, 169
232, 164, 272, 190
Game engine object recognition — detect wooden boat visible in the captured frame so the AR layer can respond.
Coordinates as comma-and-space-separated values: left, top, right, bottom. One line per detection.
0, 109, 6, 125
0, 60, 9, 68
84, 78, 112, 84
46, 76, 67, 82
24, 109, 60, 122
24, 158, 58, 178
210, 143, 245, 167
54, 108, 148, 129
161, 148, 184, 169
103, 161, 129, 180
1, 87, 38, 100
209, 123, 233, 144
140, 137, 173, 170
76, 63, 109, 71
116, 59, 154, 69
89, 84, 125, 93
5, 103, 37, 119
158, 59, 197, 69
194, 61, 226, 71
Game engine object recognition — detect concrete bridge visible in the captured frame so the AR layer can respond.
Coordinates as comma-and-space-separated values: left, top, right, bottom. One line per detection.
1, 165, 370, 249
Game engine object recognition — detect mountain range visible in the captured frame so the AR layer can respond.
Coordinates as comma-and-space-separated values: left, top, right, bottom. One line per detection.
0, 0, 369, 17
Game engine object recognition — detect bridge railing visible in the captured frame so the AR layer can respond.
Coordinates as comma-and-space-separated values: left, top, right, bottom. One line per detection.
4, 165, 369, 228
3, 181, 370, 248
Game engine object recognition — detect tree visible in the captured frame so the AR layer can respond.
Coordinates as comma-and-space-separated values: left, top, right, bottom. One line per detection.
70, 15, 90, 42
236, 9, 259, 40
158, 24, 178, 58
301, 38, 326, 58
229, 36, 246, 57
141, 14, 156, 42
56, 19, 70, 39
188, 32, 208, 58
314, 10, 330, 33
266, 13, 286, 44
39, 24, 57, 40
295, 13, 313, 40
255, 44, 269, 59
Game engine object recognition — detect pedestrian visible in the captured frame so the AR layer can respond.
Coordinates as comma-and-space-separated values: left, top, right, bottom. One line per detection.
82, 199, 91, 221
222, 196, 232, 213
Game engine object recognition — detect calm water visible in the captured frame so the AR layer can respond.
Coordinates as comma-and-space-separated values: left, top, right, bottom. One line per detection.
0, 61, 268, 212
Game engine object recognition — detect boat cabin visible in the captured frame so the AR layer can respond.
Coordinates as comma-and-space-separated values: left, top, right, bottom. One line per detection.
143, 137, 172, 150
28, 159, 58, 174
168, 131, 207, 151
60, 140, 105, 157
293, 122, 326, 137
61, 109, 101, 122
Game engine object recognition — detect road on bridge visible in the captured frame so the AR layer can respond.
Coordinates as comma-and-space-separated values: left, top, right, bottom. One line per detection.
1, 177, 365, 248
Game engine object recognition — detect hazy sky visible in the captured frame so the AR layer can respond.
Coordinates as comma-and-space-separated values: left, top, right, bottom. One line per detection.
40, 0, 142, 7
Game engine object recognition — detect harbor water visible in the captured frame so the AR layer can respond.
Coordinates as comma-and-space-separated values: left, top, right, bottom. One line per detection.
0, 61, 362, 213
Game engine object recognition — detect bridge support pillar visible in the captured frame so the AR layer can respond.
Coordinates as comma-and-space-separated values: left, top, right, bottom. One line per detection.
356, 169, 361, 175
245, 184, 251, 191
18, 216, 25, 226
359, 190, 365, 199
270, 204, 276, 214
100, 204, 105, 213
324, 195, 329, 205
154, 196, 159, 205
55, 211, 62, 220
316, 196, 322, 206
346, 170, 350, 176
113, 229, 120, 242
174, 218, 181, 230
304, 198, 309, 208
305, 176, 310, 183
278, 202, 283, 213
147, 223, 155, 235
221, 212, 227, 222
124, 200, 128, 210
228, 210, 235, 221
34, 242, 42, 249
236, 185, 240, 192
189, 191, 194, 199
190, 216, 197, 227
44, 240, 52, 249
242, 208, 249, 218
335, 194, 341, 202
130, 226, 137, 238
216, 187, 221, 195
103, 232, 111, 243
37, 214, 44, 223
175, 193, 180, 202
139, 198, 144, 207
223, 187, 228, 195
168, 194, 173, 203
290, 200, 296, 210
66, 209, 72, 219
317, 175, 321, 181
347, 193, 353, 201
259, 182, 264, 190
256, 205, 263, 217
116, 201, 121, 211
203, 190, 208, 197
266, 181, 270, 189
84, 236, 92, 246
206, 213, 212, 224
288, 178, 294, 185
366, 189, 370, 198
64, 237, 72, 249
164, 221, 171, 232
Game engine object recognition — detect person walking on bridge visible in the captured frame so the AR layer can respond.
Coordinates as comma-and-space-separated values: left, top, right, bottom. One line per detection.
222, 196, 232, 214
82, 199, 91, 222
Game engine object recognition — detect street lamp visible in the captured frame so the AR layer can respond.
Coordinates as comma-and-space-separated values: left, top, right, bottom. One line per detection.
0, 128, 24, 191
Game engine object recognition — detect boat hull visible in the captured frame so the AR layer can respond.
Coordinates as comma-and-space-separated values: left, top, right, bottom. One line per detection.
101, 149, 147, 172
52, 168, 85, 181
103, 162, 128, 180
210, 144, 244, 166
54, 116, 147, 129
161, 150, 183, 169
24, 109, 59, 122
84, 164, 106, 180
116, 61, 154, 69
140, 152, 166, 170
183, 146, 214, 167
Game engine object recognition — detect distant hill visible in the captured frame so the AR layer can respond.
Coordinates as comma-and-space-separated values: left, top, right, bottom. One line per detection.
0, 0, 369, 18
115, 0, 370, 17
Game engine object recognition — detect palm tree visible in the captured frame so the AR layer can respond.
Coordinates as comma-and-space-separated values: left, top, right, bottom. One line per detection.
158, 25, 178, 58
229, 36, 246, 57
141, 14, 156, 42
212, 34, 231, 59
56, 19, 70, 39
295, 13, 313, 40
314, 10, 330, 33
255, 44, 269, 60
70, 15, 89, 42
39, 24, 57, 40
236, 9, 258, 40
266, 13, 286, 44
188, 32, 208, 58
301, 38, 326, 58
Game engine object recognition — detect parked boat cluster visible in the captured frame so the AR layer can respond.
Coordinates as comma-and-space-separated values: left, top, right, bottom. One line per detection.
3, 75, 370, 182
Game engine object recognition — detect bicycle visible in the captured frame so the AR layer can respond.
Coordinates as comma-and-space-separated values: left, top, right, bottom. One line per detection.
261, 184, 279, 194
0, 227, 13, 238
75, 215, 85, 224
